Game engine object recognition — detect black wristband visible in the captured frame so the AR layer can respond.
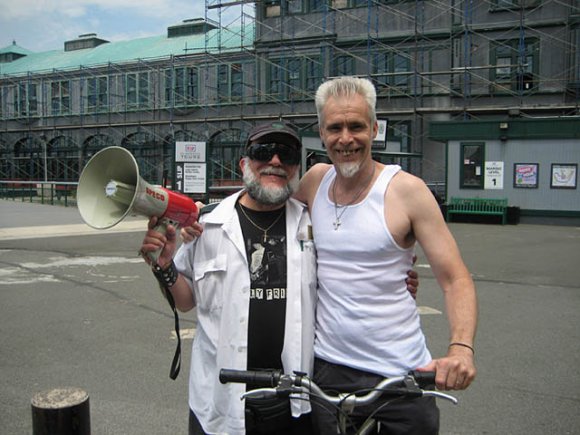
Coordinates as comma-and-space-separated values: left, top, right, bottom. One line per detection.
449, 342, 475, 355
152, 260, 179, 289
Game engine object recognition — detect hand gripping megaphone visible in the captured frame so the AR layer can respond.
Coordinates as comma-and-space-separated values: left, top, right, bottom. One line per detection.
77, 146, 198, 261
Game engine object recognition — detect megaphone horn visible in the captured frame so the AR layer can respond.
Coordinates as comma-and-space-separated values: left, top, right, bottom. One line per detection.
77, 146, 198, 260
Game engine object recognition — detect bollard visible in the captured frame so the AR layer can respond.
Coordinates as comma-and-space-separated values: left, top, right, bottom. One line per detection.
31, 387, 90, 435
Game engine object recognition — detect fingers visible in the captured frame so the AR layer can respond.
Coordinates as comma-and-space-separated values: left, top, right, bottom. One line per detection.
147, 216, 158, 230
405, 269, 419, 299
406, 282, 418, 299
141, 218, 170, 259
180, 222, 204, 243
431, 355, 476, 391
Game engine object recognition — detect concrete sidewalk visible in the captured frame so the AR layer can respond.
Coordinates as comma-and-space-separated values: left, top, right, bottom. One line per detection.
0, 199, 147, 240
0, 200, 579, 434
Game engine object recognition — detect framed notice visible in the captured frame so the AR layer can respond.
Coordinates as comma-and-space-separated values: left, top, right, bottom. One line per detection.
372, 119, 388, 150
550, 163, 577, 189
513, 163, 539, 188
484, 161, 504, 190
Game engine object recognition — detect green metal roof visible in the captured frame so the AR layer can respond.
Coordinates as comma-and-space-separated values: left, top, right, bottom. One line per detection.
0, 24, 254, 77
0, 42, 33, 56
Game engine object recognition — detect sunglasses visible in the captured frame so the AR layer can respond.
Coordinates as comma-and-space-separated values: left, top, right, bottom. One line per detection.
246, 142, 301, 165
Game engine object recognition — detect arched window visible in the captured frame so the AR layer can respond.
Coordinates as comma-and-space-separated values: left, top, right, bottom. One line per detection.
208, 128, 244, 186
13, 136, 43, 180
83, 134, 115, 166
0, 140, 9, 179
47, 136, 79, 181
122, 131, 160, 183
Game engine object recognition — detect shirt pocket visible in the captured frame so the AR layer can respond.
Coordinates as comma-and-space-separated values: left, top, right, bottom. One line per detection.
193, 254, 227, 311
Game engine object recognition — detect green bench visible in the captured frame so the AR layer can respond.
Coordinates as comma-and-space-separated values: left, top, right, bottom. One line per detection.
446, 197, 508, 225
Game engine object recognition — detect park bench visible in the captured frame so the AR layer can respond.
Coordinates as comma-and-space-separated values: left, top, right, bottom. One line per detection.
446, 197, 508, 225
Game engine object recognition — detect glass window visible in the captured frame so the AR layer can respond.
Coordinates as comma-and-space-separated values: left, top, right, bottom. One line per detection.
187, 68, 199, 104
231, 63, 243, 100
164, 69, 173, 106
393, 53, 410, 87
335, 55, 355, 76
373, 51, 410, 89
288, 58, 301, 97
126, 72, 149, 108
218, 64, 228, 99
460, 143, 484, 189
138, 73, 149, 106
269, 56, 321, 100
307, 0, 324, 12
127, 73, 137, 107
305, 58, 323, 92
87, 76, 108, 113
16, 82, 38, 117
217, 63, 245, 102
51, 80, 70, 116
491, 39, 538, 92
270, 59, 283, 96
287, 0, 303, 13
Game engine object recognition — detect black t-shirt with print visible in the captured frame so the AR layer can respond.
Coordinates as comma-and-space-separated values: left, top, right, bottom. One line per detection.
236, 201, 287, 371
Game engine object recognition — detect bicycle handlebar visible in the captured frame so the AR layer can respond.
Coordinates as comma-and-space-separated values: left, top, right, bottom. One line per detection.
219, 368, 284, 387
219, 368, 457, 407
408, 370, 436, 389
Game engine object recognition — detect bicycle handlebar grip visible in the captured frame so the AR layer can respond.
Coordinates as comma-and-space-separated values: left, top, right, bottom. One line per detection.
219, 369, 282, 387
409, 371, 436, 388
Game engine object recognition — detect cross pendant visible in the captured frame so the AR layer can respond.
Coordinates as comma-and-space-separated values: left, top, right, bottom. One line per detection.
333, 220, 341, 230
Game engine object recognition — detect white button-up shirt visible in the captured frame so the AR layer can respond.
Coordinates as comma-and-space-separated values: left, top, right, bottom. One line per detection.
174, 191, 317, 435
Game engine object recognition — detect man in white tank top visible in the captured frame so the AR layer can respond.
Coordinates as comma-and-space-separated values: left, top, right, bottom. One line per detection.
294, 77, 478, 434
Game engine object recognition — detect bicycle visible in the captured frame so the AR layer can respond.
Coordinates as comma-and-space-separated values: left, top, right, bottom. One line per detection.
219, 368, 458, 435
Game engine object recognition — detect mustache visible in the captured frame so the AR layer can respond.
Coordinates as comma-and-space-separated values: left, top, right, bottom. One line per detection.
259, 167, 288, 177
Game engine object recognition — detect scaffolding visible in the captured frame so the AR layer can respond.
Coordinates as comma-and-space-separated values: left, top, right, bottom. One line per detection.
0, 0, 578, 197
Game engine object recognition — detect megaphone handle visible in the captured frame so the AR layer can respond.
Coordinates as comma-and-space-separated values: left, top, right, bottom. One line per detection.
147, 218, 179, 264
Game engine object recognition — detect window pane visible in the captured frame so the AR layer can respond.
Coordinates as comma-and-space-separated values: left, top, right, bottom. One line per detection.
461, 144, 484, 188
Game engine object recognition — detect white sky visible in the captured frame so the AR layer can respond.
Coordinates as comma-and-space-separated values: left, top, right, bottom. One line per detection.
0, 0, 248, 52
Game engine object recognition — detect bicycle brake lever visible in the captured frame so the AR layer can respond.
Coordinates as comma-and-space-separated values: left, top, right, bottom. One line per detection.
423, 391, 459, 404
241, 386, 305, 401
241, 388, 277, 400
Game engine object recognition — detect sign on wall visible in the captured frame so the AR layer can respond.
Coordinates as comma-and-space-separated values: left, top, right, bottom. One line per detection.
174, 141, 207, 194
372, 119, 388, 150
175, 141, 206, 162
484, 161, 504, 189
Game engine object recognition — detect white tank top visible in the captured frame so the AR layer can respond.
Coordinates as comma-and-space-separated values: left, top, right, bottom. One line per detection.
312, 165, 431, 376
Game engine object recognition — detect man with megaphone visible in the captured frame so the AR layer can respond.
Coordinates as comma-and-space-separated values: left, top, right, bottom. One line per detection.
140, 121, 317, 435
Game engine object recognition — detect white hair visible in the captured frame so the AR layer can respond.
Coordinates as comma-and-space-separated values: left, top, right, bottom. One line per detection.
315, 76, 377, 126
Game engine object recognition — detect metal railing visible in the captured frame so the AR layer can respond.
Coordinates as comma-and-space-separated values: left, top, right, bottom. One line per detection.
0, 180, 78, 207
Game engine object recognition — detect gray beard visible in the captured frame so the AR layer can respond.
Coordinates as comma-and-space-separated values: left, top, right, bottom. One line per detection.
242, 157, 299, 206
336, 161, 361, 178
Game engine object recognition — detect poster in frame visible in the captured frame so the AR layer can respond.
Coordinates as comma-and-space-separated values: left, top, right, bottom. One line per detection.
550, 163, 577, 189
513, 163, 539, 188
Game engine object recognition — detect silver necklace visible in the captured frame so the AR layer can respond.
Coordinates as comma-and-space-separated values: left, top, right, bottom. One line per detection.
238, 203, 285, 243
332, 165, 376, 230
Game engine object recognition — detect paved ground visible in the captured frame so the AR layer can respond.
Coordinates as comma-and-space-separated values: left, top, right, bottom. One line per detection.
0, 199, 579, 434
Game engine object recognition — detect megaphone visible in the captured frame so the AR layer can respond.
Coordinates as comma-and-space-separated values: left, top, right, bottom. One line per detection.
77, 146, 198, 260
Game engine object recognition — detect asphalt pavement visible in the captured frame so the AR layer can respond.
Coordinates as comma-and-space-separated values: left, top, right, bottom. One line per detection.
0, 199, 579, 435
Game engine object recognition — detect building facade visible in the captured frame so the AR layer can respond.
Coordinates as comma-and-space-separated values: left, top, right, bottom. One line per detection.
1, 1, 578, 213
